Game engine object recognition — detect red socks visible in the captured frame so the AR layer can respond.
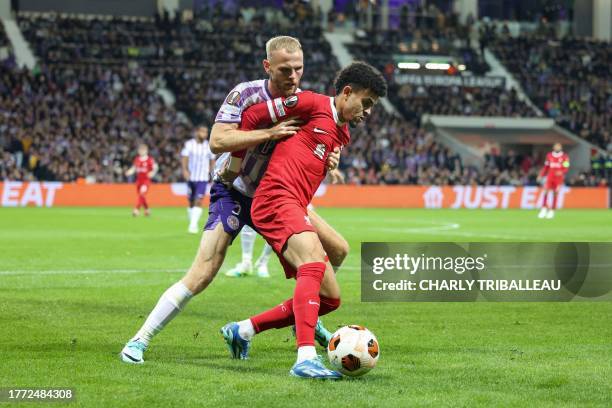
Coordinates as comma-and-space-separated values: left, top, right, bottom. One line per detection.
250, 295, 341, 333
249, 263, 341, 346
291, 262, 326, 347
136, 194, 148, 210
319, 296, 341, 316
250, 298, 295, 333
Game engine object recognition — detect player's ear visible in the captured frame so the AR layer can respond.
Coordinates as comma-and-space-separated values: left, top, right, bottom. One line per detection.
263, 59, 271, 73
341, 85, 352, 99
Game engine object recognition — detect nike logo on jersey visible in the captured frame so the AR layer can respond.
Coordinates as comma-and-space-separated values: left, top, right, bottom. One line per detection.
313, 144, 326, 160
308, 300, 320, 306
313, 127, 330, 135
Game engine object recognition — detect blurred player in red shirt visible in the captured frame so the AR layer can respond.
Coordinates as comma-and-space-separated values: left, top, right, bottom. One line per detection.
537, 143, 570, 219
223, 62, 387, 379
125, 144, 158, 217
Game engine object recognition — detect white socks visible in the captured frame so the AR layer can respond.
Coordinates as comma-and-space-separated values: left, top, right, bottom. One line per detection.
240, 225, 256, 265
237, 319, 255, 340
189, 206, 203, 230
296, 346, 317, 364
256, 243, 272, 266
132, 281, 193, 346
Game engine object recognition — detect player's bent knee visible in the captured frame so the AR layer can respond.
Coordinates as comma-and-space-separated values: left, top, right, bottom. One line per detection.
183, 264, 214, 294
327, 238, 349, 267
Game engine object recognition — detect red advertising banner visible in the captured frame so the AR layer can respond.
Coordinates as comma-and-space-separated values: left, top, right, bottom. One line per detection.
0, 182, 608, 209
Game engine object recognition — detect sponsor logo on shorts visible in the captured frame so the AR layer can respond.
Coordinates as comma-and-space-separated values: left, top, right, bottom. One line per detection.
284, 95, 298, 108
304, 215, 312, 226
225, 91, 241, 106
227, 215, 240, 230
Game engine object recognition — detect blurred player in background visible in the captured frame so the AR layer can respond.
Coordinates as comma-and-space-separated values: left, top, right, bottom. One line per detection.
538, 143, 570, 219
181, 125, 216, 234
120, 36, 347, 365
125, 143, 158, 217
225, 227, 274, 278
222, 62, 387, 379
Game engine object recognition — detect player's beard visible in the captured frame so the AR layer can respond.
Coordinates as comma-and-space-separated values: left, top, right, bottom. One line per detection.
283, 83, 297, 95
271, 76, 297, 97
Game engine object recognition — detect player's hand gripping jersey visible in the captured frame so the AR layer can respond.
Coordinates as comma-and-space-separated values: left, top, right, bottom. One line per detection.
214, 79, 300, 197
239, 91, 350, 207
236, 91, 349, 264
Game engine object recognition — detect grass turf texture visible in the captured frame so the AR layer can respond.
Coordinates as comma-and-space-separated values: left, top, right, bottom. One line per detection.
0, 207, 611, 407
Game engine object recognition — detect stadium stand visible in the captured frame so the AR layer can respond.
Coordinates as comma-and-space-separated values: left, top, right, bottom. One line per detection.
0, 63, 190, 182
0, 3, 609, 187
491, 30, 611, 151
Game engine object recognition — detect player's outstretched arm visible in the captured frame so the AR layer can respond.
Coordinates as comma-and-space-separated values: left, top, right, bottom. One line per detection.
125, 166, 135, 177
209, 120, 300, 154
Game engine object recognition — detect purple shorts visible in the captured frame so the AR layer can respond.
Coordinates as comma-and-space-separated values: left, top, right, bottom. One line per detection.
204, 182, 255, 242
187, 181, 208, 202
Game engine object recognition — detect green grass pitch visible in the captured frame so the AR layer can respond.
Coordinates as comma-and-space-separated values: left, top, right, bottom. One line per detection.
1, 207, 611, 407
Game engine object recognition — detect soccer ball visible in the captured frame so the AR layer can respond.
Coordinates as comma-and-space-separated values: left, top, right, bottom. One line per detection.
327, 325, 379, 377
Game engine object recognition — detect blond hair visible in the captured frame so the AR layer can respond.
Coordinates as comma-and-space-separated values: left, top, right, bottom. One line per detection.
265, 36, 302, 59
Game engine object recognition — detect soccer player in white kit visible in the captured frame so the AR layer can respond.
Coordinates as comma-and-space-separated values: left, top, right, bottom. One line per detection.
181, 125, 216, 233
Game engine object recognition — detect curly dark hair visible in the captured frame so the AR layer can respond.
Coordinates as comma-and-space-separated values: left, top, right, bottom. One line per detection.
334, 61, 387, 97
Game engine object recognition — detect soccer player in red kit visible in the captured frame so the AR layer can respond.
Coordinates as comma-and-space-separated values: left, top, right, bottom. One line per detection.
221, 62, 387, 379
125, 144, 158, 217
537, 143, 570, 219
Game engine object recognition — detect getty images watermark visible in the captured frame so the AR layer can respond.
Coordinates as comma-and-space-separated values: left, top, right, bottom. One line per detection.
361, 243, 612, 301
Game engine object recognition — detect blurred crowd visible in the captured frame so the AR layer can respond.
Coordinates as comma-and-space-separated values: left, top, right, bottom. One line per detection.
0, 64, 190, 182
344, 108, 610, 187
346, 7, 538, 122
492, 32, 611, 152
3, 4, 339, 182
1, 4, 609, 187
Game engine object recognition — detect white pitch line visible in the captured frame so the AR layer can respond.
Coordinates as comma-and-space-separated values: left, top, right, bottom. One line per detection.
372, 222, 461, 234
364, 221, 550, 241
0, 268, 186, 276
0, 266, 363, 276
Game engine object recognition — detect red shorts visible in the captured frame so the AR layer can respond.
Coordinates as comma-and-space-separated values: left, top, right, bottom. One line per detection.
251, 196, 316, 278
544, 176, 563, 190
136, 181, 150, 194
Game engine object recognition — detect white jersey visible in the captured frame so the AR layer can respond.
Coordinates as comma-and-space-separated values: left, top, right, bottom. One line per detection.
181, 139, 215, 182
214, 79, 300, 197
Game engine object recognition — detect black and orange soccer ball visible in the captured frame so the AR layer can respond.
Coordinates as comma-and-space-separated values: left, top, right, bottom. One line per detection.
327, 325, 379, 377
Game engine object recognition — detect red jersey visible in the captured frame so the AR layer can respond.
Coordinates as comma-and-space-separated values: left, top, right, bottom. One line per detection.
539, 151, 570, 179
240, 91, 350, 207
133, 155, 155, 183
